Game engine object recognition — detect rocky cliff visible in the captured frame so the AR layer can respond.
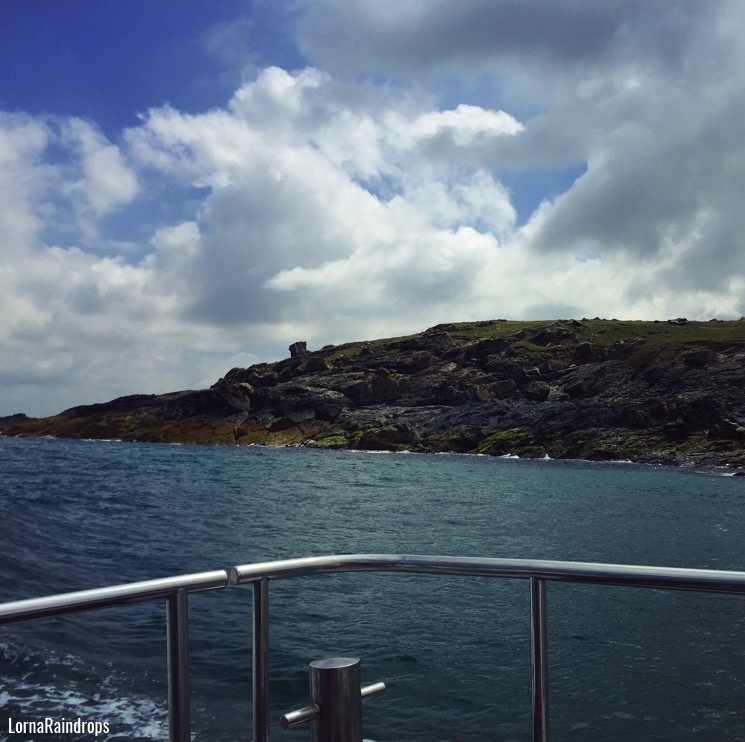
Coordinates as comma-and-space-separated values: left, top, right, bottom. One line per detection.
4, 318, 745, 467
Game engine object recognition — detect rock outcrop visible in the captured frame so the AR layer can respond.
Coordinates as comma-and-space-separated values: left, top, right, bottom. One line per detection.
4, 318, 745, 466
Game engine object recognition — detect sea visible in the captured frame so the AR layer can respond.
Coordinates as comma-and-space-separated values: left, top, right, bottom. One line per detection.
1, 435, 745, 742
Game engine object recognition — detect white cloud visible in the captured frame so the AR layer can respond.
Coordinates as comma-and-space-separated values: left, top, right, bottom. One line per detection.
3, 2, 745, 416
0, 113, 54, 251
125, 66, 522, 332
61, 119, 139, 218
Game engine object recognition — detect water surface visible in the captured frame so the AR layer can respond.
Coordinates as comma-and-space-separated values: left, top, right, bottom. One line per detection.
1, 436, 744, 741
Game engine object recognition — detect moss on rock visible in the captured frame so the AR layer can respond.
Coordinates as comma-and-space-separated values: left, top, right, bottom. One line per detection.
473, 428, 528, 455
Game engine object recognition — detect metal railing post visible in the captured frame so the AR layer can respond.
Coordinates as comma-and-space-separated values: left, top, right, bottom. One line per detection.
253, 578, 270, 742
281, 658, 385, 742
310, 658, 363, 742
530, 576, 549, 742
166, 589, 191, 742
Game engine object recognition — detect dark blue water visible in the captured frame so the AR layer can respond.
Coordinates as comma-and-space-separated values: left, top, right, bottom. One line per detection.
1, 436, 745, 741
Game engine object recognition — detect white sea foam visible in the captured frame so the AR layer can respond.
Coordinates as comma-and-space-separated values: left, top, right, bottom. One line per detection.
0, 639, 167, 741
0, 677, 167, 740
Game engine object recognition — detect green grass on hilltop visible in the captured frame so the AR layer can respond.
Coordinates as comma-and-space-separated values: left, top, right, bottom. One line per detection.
443, 318, 745, 366
308, 318, 745, 369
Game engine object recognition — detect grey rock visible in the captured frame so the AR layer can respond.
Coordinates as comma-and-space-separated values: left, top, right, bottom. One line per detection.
684, 349, 718, 367
289, 341, 308, 357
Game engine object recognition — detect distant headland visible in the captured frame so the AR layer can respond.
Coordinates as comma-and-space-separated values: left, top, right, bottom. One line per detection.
3, 318, 745, 467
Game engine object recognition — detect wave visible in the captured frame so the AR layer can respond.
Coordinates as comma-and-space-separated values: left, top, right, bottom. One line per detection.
0, 638, 167, 741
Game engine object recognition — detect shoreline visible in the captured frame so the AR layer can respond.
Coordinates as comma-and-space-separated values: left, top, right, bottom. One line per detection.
3, 431, 744, 475
3, 318, 745, 471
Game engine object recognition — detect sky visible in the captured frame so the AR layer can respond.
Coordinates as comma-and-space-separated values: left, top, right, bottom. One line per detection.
2, 0, 745, 417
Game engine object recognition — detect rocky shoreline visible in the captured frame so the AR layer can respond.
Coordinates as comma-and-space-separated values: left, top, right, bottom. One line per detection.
4, 318, 745, 468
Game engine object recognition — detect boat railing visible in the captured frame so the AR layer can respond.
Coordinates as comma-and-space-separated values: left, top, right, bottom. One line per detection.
3, 554, 745, 742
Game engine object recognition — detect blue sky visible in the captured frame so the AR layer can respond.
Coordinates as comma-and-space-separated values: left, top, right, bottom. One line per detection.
0, 1, 294, 135
2, 1, 745, 416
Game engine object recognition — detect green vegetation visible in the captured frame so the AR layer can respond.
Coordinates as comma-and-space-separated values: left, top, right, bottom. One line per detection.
442, 318, 745, 368
309, 430, 350, 448
315, 318, 745, 371
447, 319, 539, 342
473, 428, 528, 455
324, 345, 364, 364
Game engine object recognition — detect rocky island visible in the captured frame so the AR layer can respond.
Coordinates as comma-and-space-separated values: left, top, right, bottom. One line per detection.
3, 318, 745, 467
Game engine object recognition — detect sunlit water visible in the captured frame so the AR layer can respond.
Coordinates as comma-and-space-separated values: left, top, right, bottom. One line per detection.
1, 436, 744, 741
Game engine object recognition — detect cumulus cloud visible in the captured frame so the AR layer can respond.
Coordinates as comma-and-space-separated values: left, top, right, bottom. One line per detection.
3, 1, 745, 416
0, 113, 54, 251
0, 115, 218, 416
295, 0, 745, 304
125, 66, 522, 334
61, 119, 139, 221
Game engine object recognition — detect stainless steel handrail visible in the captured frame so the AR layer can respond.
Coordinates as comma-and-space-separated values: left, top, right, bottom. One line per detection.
3, 555, 745, 742
229, 554, 745, 742
0, 570, 228, 742
0, 570, 228, 624
228, 553, 745, 593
